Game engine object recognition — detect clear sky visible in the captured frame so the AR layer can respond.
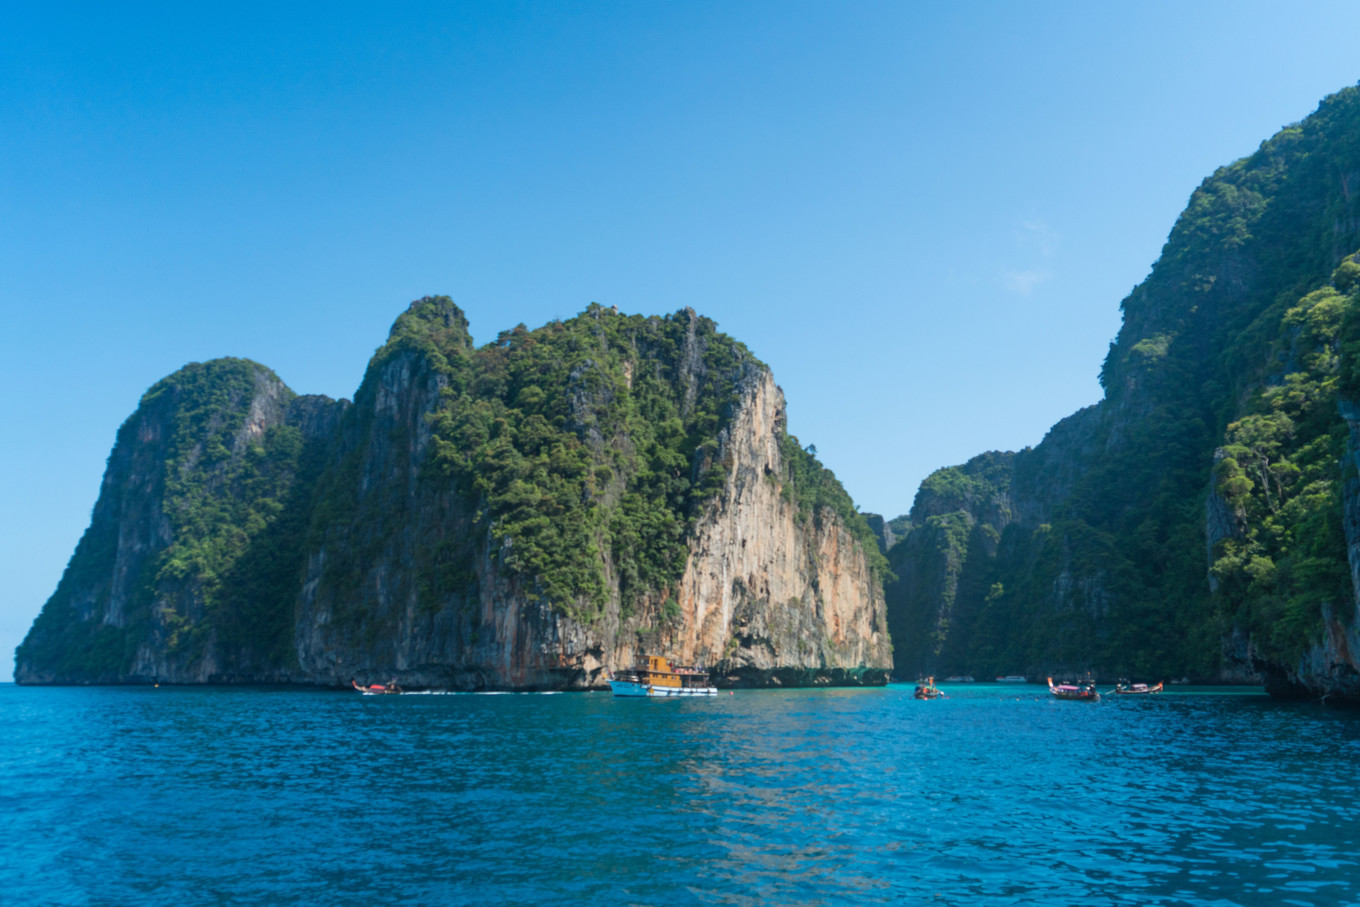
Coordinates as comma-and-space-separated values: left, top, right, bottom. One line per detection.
4, 1, 1360, 679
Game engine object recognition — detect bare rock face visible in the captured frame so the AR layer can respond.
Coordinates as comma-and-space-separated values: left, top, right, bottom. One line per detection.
632, 370, 891, 686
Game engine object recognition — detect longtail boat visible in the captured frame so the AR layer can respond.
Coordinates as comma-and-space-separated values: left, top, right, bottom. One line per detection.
914, 677, 946, 699
1047, 677, 1099, 701
352, 679, 402, 695
1113, 681, 1163, 695
608, 655, 717, 697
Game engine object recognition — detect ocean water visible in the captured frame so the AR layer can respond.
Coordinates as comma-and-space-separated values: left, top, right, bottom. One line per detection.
4, 683, 1360, 906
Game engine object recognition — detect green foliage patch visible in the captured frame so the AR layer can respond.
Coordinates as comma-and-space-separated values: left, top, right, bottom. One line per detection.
17, 358, 318, 678
1210, 261, 1358, 664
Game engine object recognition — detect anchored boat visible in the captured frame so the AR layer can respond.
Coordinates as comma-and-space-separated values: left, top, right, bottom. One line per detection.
1047, 677, 1100, 701
1113, 681, 1163, 695
352, 679, 402, 695
914, 677, 946, 700
608, 655, 717, 697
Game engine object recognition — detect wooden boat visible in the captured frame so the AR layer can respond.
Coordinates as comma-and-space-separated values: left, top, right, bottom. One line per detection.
608, 655, 717, 698
1113, 681, 1163, 695
352, 679, 402, 695
1047, 677, 1099, 701
914, 677, 946, 699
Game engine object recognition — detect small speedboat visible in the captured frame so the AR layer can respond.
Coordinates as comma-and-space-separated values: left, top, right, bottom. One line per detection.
1048, 677, 1099, 701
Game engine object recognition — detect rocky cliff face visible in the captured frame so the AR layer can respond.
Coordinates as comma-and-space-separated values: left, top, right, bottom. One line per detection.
658, 369, 891, 686
1232, 398, 1360, 700
16, 301, 889, 688
884, 451, 1014, 678
887, 86, 1360, 696
15, 360, 344, 684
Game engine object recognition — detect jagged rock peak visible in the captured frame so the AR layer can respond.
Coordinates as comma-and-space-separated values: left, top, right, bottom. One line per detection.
356, 296, 474, 400
375, 296, 474, 368
389, 295, 471, 341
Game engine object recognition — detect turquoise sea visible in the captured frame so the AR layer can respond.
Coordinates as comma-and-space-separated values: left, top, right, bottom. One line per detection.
4, 682, 1360, 906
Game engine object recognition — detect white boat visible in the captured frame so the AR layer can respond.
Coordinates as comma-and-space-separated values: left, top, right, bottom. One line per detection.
1113, 681, 1164, 695
996, 675, 1027, 683
608, 655, 717, 697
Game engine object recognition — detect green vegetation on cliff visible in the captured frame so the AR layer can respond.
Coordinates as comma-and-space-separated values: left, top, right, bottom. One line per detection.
17, 359, 319, 679
307, 297, 883, 623
149, 361, 308, 663
1211, 258, 1360, 664
885, 452, 1016, 677
19, 293, 887, 685
430, 302, 752, 618
887, 85, 1360, 684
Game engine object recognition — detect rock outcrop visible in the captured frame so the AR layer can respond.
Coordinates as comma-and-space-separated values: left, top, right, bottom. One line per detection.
14, 359, 346, 685
887, 85, 1360, 697
661, 369, 890, 686
16, 301, 890, 689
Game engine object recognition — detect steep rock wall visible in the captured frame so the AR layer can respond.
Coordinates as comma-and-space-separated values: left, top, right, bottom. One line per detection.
293, 344, 890, 690
647, 370, 891, 685
15, 360, 344, 684
888, 87, 1360, 692
21, 300, 890, 689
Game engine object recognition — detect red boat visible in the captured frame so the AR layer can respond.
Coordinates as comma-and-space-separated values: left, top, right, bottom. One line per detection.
352, 679, 402, 695
1048, 677, 1099, 701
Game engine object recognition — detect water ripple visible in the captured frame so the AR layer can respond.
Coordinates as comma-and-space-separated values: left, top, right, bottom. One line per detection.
4, 684, 1360, 905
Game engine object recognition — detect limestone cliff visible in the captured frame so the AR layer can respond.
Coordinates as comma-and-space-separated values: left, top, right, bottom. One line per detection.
887, 85, 1360, 695
884, 451, 1014, 679
16, 300, 890, 688
289, 301, 889, 689
651, 369, 891, 686
15, 359, 344, 684
1229, 398, 1360, 700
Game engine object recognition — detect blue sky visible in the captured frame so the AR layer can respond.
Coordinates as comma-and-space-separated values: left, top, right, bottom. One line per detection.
5, 1, 1360, 678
